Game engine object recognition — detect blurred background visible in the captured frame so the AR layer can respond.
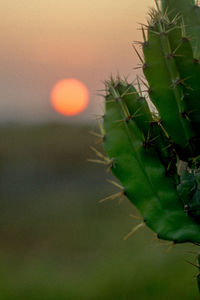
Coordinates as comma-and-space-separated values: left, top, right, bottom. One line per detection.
0, 0, 199, 299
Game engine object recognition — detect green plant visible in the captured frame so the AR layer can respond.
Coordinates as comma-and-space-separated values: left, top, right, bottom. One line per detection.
92, 0, 200, 295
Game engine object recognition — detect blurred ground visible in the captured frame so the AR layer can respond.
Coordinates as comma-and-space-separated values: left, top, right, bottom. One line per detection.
0, 123, 198, 300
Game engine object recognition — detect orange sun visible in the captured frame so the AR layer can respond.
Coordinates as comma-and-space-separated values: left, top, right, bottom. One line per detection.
51, 78, 89, 116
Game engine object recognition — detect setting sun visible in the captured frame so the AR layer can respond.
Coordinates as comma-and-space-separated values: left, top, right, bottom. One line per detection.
51, 79, 89, 116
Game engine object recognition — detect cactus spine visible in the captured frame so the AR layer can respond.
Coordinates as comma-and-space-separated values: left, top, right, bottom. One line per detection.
93, 0, 200, 295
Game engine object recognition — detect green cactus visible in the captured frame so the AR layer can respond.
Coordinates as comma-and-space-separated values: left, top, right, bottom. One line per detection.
92, 0, 200, 295
103, 78, 200, 243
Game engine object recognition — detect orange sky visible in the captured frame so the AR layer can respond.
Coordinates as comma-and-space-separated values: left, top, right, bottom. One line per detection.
0, 0, 155, 123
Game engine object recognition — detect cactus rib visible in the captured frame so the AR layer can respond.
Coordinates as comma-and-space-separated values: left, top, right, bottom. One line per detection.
143, 11, 196, 159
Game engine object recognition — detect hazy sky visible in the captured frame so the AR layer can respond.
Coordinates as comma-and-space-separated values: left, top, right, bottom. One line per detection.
0, 0, 155, 123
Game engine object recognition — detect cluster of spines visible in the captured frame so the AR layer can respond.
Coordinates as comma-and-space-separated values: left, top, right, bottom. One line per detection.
161, 0, 200, 59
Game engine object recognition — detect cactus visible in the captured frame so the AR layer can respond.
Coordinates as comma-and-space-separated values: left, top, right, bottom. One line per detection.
92, 0, 200, 295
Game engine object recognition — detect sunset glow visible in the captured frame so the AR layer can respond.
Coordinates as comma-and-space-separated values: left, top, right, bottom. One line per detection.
51, 79, 89, 116
0, 0, 154, 121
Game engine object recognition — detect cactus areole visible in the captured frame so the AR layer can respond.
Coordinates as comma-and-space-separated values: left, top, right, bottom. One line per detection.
101, 0, 200, 245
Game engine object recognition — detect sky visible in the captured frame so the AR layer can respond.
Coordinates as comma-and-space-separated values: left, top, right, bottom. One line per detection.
0, 0, 155, 123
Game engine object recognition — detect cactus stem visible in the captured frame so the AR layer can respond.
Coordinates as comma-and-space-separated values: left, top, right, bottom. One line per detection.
124, 223, 145, 241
